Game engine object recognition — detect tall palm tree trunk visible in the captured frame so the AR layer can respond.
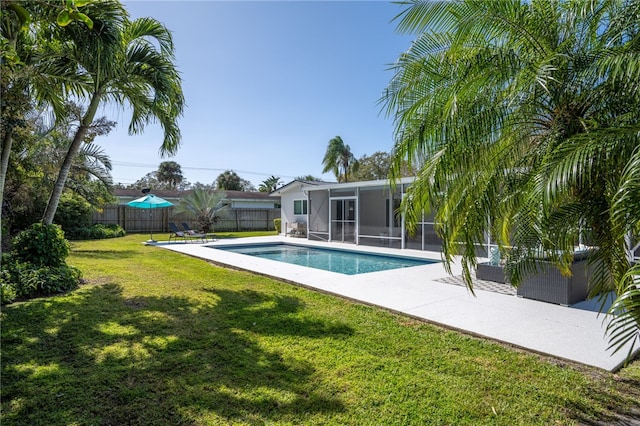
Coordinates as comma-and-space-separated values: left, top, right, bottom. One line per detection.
0, 129, 14, 259
42, 91, 102, 225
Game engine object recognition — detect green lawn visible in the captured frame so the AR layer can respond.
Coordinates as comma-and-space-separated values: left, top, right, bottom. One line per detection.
2, 234, 639, 425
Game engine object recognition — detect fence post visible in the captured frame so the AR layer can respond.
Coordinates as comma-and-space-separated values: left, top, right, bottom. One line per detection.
119, 205, 125, 230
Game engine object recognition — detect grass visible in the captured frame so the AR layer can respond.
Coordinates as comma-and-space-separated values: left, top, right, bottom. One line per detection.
2, 233, 639, 425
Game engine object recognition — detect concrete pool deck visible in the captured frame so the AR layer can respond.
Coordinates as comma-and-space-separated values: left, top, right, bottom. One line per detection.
157, 236, 638, 372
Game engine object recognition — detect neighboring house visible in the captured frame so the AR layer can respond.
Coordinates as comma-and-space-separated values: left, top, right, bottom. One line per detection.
270, 178, 444, 251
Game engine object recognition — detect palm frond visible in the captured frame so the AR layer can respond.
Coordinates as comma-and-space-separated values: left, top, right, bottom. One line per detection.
606, 264, 640, 362
384, 0, 640, 358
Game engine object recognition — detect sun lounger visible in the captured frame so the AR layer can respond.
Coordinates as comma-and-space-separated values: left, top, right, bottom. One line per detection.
168, 222, 188, 243
180, 222, 208, 243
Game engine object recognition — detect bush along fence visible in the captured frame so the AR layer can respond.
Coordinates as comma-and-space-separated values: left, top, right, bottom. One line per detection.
92, 206, 280, 234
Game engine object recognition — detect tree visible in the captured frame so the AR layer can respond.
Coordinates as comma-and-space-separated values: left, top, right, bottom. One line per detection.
321, 136, 358, 183
191, 181, 215, 190
349, 151, 391, 181
68, 142, 116, 207
258, 175, 282, 193
32, 102, 117, 206
1, 0, 92, 253
295, 175, 324, 182
157, 161, 183, 190
383, 0, 640, 356
130, 172, 160, 190
42, 1, 184, 224
351, 151, 416, 182
174, 188, 227, 233
3, 102, 115, 235
216, 170, 252, 191
239, 177, 255, 192
29, 124, 117, 209
130, 168, 190, 191
1, 0, 96, 205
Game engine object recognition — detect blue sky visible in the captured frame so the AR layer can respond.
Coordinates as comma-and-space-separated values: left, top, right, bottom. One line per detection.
104, 1, 415, 188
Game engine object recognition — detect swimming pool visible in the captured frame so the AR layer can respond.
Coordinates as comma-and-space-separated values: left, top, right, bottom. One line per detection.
211, 243, 438, 275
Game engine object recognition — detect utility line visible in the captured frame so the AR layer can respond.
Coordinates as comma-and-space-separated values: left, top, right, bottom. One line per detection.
111, 160, 300, 179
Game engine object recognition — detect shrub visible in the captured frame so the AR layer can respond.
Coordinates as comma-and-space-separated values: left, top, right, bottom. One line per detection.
65, 224, 126, 240
274, 218, 282, 233
0, 263, 17, 304
15, 264, 82, 297
54, 193, 93, 233
64, 227, 92, 240
12, 223, 69, 267
2, 226, 82, 304
1, 282, 17, 304
0, 256, 81, 302
95, 224, 126, 239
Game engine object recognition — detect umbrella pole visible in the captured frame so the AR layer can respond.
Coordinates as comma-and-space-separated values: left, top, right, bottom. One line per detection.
149, 210, 155, 243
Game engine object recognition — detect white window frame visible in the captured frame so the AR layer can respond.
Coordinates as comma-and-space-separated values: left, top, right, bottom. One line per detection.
293, 199, 307, 215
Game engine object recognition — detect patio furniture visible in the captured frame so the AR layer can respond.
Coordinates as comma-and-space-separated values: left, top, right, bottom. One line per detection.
168, 222, 188, 243
476, 251, 591, 306
287, 222, 307, 238
516, 259, 589, 306
181, 222, 208, 243
476, 262, 508, 283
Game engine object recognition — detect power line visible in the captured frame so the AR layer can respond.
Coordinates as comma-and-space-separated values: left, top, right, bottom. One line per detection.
111, 160, 300, 180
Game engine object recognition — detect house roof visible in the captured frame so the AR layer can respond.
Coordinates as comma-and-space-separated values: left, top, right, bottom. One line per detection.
113, 188, 279, 202
270, 177, 416, 195
269, 180, 331, 196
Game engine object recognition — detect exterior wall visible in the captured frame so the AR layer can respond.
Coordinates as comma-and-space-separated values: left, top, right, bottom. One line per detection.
278, 188, 308, 235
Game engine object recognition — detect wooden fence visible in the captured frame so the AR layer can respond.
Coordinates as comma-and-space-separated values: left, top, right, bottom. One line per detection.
92, 206, 280, 233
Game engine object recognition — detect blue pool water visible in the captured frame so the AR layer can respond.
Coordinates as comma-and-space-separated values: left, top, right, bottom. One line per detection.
212, 243, 438, 275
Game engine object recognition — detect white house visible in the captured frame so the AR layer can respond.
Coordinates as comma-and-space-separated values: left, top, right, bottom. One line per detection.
270, 178, 444, 251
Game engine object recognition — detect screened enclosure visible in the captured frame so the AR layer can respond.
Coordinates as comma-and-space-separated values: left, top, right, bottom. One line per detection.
308, 190, 329, 241
280, 178, 494, 255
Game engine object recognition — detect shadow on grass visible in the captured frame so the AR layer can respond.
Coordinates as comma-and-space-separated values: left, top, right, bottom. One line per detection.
1, 283, 351, 425
70, 249, 139, 260
203, 288, 355, 338
564, 368, 640, 425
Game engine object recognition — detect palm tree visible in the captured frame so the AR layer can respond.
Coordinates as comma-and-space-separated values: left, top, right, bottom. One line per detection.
258, 175, 282, 193
322, 136, 358, 183
29, 124, 116, 200
157, 161, 184, 190
1, 1, 94, 197
1, 1, 86, 254
32, 102, 117, 197
42, 1, 184, 224
216, 170, 243, 191
174, 189, 227, 233
383, 0, 640, 356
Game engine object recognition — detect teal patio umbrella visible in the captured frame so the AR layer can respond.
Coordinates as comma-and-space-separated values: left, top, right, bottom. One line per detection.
127, 194, 173, 242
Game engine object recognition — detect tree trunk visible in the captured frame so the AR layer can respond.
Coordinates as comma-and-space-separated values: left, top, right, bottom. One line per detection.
42, 92, 102, 225
0, 129, 13, 260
